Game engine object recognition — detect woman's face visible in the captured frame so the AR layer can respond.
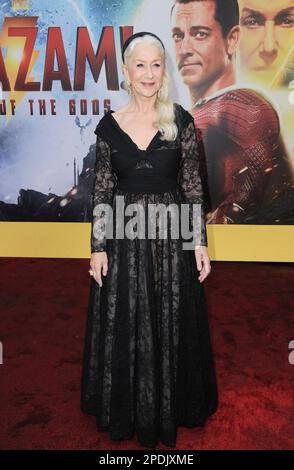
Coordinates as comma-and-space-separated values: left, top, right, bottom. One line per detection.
239, 0, 294, 85
123, 42, 165, 98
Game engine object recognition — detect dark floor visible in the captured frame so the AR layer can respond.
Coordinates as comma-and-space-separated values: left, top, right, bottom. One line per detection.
0, 258, 293, 450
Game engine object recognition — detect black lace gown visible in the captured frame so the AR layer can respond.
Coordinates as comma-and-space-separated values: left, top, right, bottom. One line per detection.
80, 103, 218, 448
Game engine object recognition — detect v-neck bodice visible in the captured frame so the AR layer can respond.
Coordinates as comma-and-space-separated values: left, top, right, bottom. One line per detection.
93, 103, 194, 193
108, 110, 161, 153
91, 101, 208, 245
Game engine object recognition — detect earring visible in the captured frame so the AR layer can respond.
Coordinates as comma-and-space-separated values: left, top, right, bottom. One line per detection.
125, 79, 132, 94
157, 84, 163, 99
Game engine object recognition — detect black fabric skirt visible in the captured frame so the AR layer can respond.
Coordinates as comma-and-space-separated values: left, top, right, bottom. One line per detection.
80, 187, 218, 448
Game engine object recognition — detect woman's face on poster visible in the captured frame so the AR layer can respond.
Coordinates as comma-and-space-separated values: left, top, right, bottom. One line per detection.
239, 0, 294, 84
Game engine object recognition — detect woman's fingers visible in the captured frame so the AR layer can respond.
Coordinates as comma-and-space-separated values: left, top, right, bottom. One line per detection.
90, 253, 108, 287
102, 261, 108, 277
196, 252, 202, 271
199, 258, 211, 282
96, 267, 102, 287
95, 260, 108, 287
195, 247, 211, 283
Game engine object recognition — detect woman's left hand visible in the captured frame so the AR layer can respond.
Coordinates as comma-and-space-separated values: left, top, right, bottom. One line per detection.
194, 245, 211, 283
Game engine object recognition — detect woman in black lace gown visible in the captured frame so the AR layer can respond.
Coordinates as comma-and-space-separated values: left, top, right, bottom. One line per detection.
80, 32, 218, 448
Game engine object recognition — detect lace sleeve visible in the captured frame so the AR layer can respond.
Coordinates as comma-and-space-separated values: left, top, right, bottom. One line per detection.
91, 134, 116, 253
179, 120, 208, 247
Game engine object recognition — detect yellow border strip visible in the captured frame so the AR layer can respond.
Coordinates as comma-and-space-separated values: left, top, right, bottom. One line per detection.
0, 222, 293, 261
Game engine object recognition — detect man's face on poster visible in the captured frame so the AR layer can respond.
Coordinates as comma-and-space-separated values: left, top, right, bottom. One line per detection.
171, 0, 229, 91
239, 0, 294, 83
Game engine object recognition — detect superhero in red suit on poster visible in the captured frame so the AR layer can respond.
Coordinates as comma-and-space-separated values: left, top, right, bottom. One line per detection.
171, 0, 294, 224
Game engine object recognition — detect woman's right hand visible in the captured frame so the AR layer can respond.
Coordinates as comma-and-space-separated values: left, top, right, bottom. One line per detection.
90, 251, 108, 287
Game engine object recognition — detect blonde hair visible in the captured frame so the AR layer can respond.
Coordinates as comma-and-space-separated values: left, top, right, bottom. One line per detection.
123, 34, 178, 142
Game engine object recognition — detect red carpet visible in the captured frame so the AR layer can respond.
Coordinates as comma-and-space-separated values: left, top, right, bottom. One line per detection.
0, 258, 293, 450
